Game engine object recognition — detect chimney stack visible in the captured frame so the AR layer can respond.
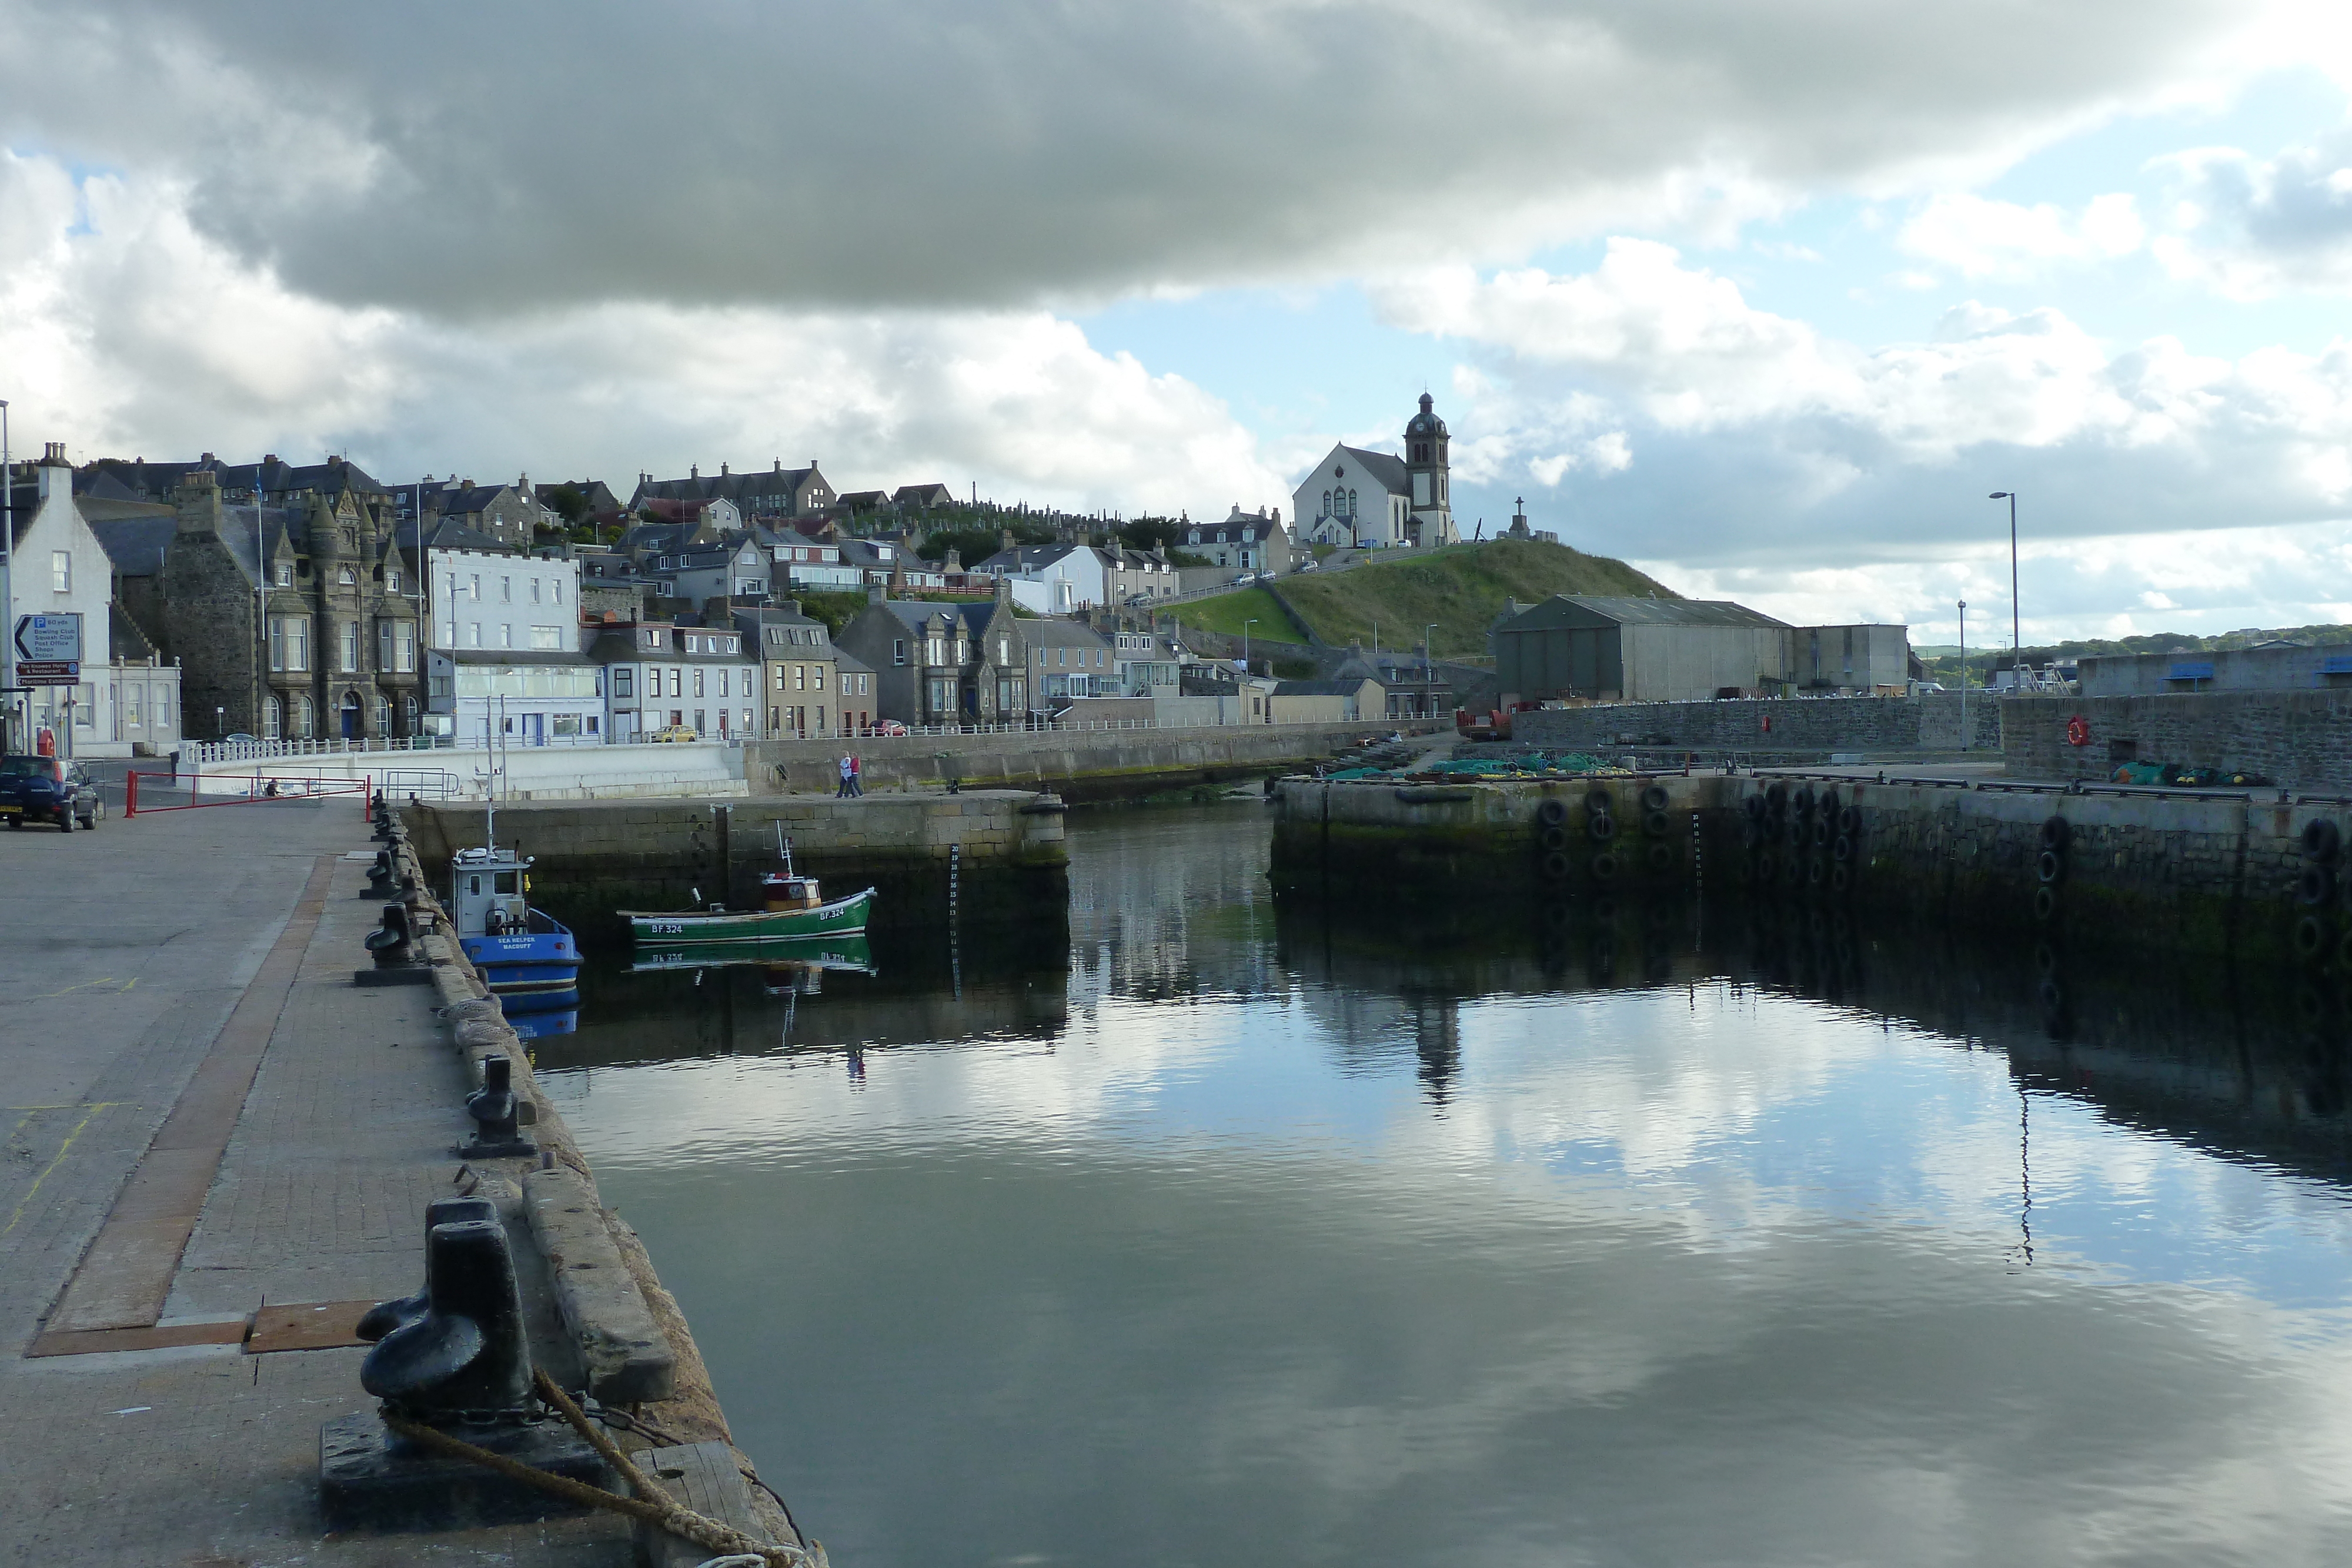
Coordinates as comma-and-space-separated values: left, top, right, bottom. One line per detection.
173, 470, 225, 536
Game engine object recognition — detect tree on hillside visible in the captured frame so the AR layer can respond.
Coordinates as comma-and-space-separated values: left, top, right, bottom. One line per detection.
916, 520, 1058, 565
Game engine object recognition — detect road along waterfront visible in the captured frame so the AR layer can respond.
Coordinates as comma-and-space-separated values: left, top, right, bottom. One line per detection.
535, 801, 2352, 1568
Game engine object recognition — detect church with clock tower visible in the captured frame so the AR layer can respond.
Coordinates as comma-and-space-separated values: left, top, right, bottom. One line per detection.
1291, 393, 1460, 550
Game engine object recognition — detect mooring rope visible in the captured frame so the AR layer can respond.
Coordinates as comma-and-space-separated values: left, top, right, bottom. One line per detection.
376, 1370, 824, 1568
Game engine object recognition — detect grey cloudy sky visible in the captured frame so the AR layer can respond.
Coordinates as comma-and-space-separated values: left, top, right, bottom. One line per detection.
5, 0, 2352, 638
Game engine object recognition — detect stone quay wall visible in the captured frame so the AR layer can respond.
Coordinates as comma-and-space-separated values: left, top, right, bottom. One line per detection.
406, 789, 1070, 941
1511, 692, 1997, 756
1272, 769, 2352, 963
2002, 690, 2352, 792
749, 718, 1442, 803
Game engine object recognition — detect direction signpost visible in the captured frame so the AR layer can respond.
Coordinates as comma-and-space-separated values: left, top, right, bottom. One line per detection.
16, 661, 77, 685
15, 613, 82, 664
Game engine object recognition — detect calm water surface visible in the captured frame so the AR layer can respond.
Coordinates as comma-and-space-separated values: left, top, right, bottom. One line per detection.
536, 805, 2352, 1567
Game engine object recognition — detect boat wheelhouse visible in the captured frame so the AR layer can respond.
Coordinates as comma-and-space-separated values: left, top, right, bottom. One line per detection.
452, 845, 582, 1012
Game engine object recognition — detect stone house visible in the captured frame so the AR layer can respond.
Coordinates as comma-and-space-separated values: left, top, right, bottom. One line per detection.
835, 584, 1052, 726
632, 459, 836, 521
1181, 507, 1293, 572
734, 604, 840, 738
399, 475, 551, 550
119, 469, 423, 742
974, 541, 1112, 613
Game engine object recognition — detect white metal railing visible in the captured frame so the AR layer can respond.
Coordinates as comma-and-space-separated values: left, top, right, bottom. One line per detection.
185, 735, 461, 765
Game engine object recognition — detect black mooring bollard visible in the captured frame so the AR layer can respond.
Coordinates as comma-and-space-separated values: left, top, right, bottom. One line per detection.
457, 1055, 536, 1159
359, 1216, 533, 1418
356, 1195, 500, 1343
364, 904, 413, 967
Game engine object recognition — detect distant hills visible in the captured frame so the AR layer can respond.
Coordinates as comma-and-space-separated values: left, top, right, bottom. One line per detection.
1917, 623, 2352, 679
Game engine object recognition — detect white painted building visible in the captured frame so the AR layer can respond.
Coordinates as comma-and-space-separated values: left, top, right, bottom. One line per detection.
1292, 393, 1461, 550
420, 538, 599, 743
6, 444, 182, 757
975, 541, 1111, 613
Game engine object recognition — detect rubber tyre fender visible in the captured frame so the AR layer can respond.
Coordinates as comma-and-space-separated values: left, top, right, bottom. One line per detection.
2036, 848, 2065, 885
1642, 808, 1671, 838
1536, 797, 1569, 828
2032, 885, 2058, 922
1744, 794, 1768, 822
1832, 834, 1853, 864
1540, 825, 1570, 853
1741, 821, 1765, 851
2297, 866, 2335, 908
1812, 818, 1832, 848
1540, 850, 1575, 882
1818, 787, 1840, 817
2032, 942, 2059, 977
2303, 817, 2341, 865
1588, 811, 1617, 841
1641, 784, 1671, 813
1765, 782, 1788, 813
1837, 805, 1859, 835
1807, 857, 1826, 887
1645, 841, 1674, 874
1829, 863, 1852, 895
2294, 914, 2331, 962
1589, 851, 1619, 882
1585, 787, 1615, 815
1755, 851, 1777, 883
1791, 786, 1815, 818
2039, 815, 2072, 853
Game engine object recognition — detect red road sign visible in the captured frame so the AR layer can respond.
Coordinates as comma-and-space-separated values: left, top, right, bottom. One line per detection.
17, 661, 79, 684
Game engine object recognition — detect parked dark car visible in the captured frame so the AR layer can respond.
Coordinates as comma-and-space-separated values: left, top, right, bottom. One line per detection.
0, 755, 102, 831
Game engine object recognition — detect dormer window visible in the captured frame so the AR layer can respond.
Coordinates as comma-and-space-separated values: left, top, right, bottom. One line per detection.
275, 564, 292, 587
686, 635, 700, 652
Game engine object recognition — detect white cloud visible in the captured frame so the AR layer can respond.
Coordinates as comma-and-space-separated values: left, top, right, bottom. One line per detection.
0, 153, 1288, 514
1896, 192, 2147, 279
0, 0, 2335, 314
2151, 131, 2352, 297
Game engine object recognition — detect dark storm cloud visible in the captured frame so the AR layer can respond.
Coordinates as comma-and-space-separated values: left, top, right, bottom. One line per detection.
0, 0, 2263, 316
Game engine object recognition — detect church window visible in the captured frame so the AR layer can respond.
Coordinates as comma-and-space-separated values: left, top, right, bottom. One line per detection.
1347, 489, 1357, 515
1322, 490, 1331, 517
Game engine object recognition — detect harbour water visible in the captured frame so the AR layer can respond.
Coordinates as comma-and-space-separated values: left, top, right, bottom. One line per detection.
536, 804, 2352, 1567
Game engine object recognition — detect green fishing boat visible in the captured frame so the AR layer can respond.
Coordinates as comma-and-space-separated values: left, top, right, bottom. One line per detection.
622, 834, 877, 945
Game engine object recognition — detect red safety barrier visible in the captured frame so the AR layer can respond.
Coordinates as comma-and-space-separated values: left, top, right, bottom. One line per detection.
123, 770, 372, 816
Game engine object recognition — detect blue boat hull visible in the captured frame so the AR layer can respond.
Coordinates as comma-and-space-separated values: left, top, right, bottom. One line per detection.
461, 920, 581, 1013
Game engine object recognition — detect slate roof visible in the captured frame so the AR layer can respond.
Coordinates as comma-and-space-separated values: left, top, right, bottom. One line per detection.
1504, 595, 1787, 630
877, 599, 1002, 638
1273, 678, 1376, 697
396, 517, 516, 556
77, 454, 392, 502
1332, 446, 1410, 495
89, 514, 182, 577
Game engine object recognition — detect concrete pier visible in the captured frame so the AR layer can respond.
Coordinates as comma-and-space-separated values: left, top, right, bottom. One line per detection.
0, 792, 793, 1563
1272, 768, 2352, 964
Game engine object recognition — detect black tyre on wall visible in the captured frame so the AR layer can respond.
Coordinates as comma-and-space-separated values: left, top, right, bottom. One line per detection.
1536, 797, 1569, 828
2302, 817, 2340, 865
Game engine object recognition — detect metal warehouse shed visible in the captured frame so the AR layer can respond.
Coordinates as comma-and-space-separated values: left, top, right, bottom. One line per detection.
1495, 596, 1793, 703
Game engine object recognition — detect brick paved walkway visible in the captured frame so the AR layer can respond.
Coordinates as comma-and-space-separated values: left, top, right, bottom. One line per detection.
0, 798, 632, 1565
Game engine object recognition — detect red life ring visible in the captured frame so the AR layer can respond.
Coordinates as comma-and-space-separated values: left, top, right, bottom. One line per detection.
2065, 714, 2090, 747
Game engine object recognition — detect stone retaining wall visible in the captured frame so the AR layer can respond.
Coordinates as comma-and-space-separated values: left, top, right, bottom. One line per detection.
406, 790, 1071, 941
2002, 690, 2352, 791
1512, 692, 1998, 755
749, 718, 1440, 801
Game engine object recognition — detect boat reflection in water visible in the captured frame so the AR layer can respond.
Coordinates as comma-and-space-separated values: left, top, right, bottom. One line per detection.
632, 934, 878, 992
505, 1007, 579, 1041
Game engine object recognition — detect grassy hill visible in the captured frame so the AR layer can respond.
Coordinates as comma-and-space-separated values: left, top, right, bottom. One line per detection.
1172, 537, 1676, 660
1916, 623, 2352, 684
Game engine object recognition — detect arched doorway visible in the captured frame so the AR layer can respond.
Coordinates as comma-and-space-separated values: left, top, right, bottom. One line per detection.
340, 691, 362, 740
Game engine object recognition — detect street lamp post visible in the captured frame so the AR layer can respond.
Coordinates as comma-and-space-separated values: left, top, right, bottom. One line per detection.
1424, 621, 1438, 717
1989, 492, 2019, 683
1957, 600, 1967, 751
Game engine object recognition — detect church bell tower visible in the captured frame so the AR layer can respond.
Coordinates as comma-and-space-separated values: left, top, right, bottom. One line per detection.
1402, 393, 1455, 546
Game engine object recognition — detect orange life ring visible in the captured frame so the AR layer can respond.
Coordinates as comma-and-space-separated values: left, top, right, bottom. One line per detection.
2065, 714, 2090, 747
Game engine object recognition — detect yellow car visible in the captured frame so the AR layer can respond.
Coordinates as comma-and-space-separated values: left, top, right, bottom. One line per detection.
646, 725, 700, 743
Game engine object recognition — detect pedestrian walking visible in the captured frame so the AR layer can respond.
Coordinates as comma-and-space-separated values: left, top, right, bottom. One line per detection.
848, 753, 864, 797
836, 754, 854, 798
